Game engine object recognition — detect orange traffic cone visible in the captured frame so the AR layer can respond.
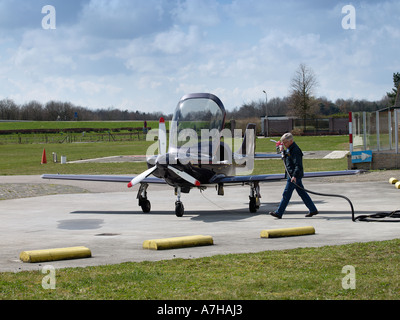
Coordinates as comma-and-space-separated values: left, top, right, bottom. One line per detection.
41, 148, 47, 164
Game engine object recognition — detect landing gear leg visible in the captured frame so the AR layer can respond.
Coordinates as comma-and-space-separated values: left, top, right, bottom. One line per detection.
249, 182, 261, 213
137, 183, 151, 213
175, 187, 184, 217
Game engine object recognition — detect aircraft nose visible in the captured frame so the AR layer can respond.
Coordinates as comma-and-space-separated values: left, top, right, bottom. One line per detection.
155, 153, 169, 166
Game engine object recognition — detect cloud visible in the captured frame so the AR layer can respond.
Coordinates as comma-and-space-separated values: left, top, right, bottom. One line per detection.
116, 24, 204, 81
172, 0, 221, 27
153, 25, 202, 55
78, 0, 174, 39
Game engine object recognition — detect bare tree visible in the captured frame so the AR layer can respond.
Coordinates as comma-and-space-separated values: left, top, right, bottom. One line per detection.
289, 63, 318, 131
0, 99, 19, 120
20, 101, 44, 120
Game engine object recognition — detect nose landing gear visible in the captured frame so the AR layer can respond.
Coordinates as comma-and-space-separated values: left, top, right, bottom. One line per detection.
137, 183, 151, 213
175, 187, 184, 217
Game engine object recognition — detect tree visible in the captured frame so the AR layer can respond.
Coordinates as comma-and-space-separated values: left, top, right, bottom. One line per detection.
20, 101, 44, 120
316, 97, 339, 116
288, 63, 318, 131
0, 99, 19, 120
387, 72, 400, 107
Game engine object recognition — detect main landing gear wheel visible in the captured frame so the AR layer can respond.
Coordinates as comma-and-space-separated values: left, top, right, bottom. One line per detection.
175, 201, 184, 217
249, 182, 261, 213
249, 196, 260, 213
174, 186, 185, 217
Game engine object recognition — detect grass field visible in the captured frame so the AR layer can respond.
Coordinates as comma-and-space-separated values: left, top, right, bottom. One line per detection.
0, 144, 346, 176
0, 135, 349, 176
0, 121, 160, 131
0, 142, 150, 175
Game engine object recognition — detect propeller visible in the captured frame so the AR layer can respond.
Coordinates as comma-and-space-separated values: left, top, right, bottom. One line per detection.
127, 117, 201, 188
167, 165, 201, 187
127, 166, 157, 188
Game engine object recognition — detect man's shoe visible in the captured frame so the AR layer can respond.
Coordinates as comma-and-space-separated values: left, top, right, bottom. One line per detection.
305, 211, 318, 217
269, 211, 282, 219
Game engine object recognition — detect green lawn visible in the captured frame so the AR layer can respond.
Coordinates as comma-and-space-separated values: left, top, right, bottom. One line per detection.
0, 136, 349, 176
256, 135, 349, 152
0, 142, 150, 175
0, 121, 160, 131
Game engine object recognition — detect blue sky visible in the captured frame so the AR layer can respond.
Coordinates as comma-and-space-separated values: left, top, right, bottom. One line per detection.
0, 0, 399, 114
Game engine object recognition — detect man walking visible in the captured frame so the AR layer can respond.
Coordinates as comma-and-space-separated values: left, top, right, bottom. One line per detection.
269, 133, 318, 219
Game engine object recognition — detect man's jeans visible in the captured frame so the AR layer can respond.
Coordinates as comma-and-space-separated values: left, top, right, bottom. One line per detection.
276, 177, 317, 217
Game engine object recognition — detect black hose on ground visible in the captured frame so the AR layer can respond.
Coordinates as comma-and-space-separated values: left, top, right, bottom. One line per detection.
279, 151, 400, 222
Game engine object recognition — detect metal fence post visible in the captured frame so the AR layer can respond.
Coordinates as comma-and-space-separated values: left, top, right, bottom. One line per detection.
376, 111, 380, 151
349, 112, 353, 153
389, 110, 392, 150
396, 109, 399, 154
363, 111, 367, 150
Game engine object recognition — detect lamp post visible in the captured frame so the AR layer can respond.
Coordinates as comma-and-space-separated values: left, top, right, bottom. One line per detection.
262, 90, 268, 137
263, 90, 268, 117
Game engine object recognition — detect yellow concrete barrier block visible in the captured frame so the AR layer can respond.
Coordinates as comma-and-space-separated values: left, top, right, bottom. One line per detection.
389, 177, 398, 184
260, 226, 315, 238
143, 235, 213, 250
395, 181, 400, 189
20, 246, 91, 263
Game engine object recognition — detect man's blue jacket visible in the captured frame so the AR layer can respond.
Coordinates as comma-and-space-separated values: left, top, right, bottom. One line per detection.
283, 141, 304, 179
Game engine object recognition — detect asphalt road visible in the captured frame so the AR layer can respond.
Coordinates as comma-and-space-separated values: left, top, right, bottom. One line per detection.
1, 173, 400, 272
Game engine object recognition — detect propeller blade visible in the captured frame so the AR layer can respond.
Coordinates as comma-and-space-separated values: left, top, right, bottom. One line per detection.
159, 117, 167, 155
127, 166, 157, 188
167, 165, 201, 187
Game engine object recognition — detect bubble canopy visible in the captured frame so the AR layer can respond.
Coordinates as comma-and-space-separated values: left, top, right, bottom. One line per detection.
169, 93, 226, 152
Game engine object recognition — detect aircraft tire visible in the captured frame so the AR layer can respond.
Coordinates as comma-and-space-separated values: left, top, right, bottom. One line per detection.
249, 197, 258, 213
175, 201, 184, 217
140, 200, 151, 213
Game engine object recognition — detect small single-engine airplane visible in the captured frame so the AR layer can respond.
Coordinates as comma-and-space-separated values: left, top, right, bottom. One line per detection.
42, 93, 359, 217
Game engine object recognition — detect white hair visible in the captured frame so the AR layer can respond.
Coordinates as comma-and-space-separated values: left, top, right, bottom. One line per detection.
280, 132, 293, 142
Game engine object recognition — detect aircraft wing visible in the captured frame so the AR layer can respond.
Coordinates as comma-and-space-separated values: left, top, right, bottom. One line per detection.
42, 170, 360, 186
208, 170, 361, 185
41, 174, 166, 184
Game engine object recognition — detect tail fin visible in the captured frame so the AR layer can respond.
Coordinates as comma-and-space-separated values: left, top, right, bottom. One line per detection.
237, 123, 256, 155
